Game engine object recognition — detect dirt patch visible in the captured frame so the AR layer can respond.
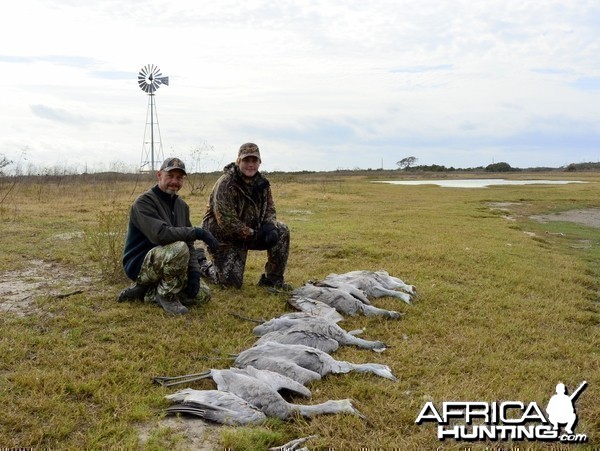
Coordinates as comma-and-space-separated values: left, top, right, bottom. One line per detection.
530, 208, 600, 228
487, 202, 524, 210
137, 416, 221, 450
487, 203, 600, 229
0, 259, 94, 316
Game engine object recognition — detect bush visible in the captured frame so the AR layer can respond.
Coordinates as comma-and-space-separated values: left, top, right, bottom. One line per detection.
84, 204, 129, 283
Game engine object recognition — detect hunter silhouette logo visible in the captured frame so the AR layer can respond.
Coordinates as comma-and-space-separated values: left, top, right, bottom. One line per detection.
546, 381, 587, 435
416, 381, 588, 443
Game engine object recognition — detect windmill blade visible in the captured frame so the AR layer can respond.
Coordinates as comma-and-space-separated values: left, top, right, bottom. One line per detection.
138, 66, 150, 92
138, 79, 151, 93
138, 80, 148, 93
142, 64, 153, 78
149, 65, 160, 78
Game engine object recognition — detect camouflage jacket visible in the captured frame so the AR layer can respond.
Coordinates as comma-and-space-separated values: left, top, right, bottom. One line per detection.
202, 162, 276, 242
122, 185, 200, 280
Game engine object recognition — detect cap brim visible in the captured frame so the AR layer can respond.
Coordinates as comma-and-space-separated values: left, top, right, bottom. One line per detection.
163, 167, 187, 174
240, 153, 261, 160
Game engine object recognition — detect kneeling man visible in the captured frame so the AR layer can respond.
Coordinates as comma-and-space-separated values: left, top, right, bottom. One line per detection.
119, 157, 218, 314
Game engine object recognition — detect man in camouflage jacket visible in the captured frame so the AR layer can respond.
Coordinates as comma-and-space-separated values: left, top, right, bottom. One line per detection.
119, 157, 218, 314
201, 143, 290, 289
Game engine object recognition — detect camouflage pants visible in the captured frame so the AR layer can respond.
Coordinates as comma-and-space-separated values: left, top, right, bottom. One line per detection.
204, 221, 290, 288
136, 241, 211, 305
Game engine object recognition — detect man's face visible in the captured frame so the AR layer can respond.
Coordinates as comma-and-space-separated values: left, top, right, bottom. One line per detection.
157, 169, 186, 194
238, 156, 260, 178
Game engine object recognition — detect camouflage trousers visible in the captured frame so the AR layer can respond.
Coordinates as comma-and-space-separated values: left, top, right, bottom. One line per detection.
136, 241, 211, 305
203, 221, 290, 288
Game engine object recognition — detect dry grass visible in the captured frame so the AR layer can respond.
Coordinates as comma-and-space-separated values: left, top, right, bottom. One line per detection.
0, 170, 598, 450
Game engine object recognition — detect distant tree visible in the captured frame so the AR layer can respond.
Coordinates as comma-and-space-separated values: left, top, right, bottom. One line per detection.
563, 162, 600, 172
565, 163, 577, 172
396, 156, 418, 170
0, 154, 11, 175
485, 162, 514, 172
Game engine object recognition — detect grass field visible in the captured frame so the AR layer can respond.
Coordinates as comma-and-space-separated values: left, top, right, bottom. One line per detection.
0, 170, 598, 450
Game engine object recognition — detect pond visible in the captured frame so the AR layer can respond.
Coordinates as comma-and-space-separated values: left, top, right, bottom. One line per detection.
373, 179, 587, 189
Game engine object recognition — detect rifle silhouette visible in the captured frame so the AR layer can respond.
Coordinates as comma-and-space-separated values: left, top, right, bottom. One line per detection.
569, 381, 588, 402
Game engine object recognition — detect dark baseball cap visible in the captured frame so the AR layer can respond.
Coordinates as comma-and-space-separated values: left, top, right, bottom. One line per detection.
160, 157, 187, 175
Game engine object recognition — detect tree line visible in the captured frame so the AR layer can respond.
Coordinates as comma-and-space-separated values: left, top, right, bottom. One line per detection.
396, 156, 600, 172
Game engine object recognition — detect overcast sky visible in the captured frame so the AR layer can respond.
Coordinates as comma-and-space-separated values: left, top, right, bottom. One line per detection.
1, 0, 599, 173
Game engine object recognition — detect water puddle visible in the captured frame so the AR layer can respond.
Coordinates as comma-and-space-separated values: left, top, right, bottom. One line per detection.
374, 179, 586, 188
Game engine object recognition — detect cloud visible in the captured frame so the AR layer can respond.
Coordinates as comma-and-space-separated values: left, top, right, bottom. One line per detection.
388, 64, 454, 74
90, 70, 135, 80
30, 105, 89, 126
0, 54, 98, 67
0, 55, 35, 63
572, 77, 600, 91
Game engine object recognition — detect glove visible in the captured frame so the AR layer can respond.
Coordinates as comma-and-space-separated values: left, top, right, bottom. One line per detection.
195, 228, 219, 254
257, 223, 278, 249
186, 271, 201, 298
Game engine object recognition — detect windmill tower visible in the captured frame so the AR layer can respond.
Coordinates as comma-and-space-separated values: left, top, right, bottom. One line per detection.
138, 64, 169, 172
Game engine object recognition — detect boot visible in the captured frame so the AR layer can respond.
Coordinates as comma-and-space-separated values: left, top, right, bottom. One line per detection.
155, 293, 189, 315
118, 284, 149, 302
257, 274, 293, 291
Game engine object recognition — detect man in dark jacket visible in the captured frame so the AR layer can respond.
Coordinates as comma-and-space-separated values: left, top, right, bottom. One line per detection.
201, 143, 290, 289
119, 157, 218, 314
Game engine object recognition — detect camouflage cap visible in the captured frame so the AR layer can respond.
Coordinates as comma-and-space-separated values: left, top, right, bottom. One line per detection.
238, 143, 261, 162
160, 157, 187, 175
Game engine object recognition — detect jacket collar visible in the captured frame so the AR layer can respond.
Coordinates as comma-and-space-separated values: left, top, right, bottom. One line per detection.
151, 184, 178, 202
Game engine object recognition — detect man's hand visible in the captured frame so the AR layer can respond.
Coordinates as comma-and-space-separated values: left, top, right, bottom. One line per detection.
195, 228, 219, 253
257, 222, 278, 248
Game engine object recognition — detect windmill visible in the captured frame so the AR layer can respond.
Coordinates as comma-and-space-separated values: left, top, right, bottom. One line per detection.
138, 64, 169, 172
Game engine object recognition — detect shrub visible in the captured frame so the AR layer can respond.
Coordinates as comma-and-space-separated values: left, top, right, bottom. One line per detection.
84, 204, 129, 283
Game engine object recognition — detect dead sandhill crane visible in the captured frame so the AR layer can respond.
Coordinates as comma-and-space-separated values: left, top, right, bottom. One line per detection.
154, 366, 311, 398
286, 296, 344, 323
323, 270, 416, 304
163, 367, 363, 421
253, 314, 387, 352
292, 284, 402, 319
237, 356, 322, 385
165, 389, 267, 425
254, 327, 341, 353
312, 280, 372, 304
253, 311, 345, 328
234, 341, 398, 381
